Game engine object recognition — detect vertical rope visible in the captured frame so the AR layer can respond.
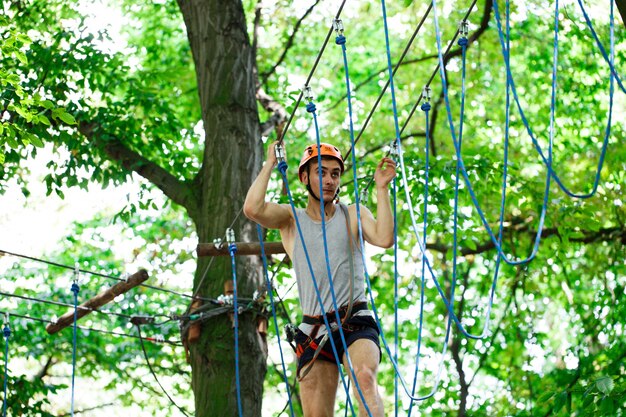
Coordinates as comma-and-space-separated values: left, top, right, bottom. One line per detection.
70, 267, 80, 417
227, 232, 243, 417
256, 225, 295, 417
392, 175, 399, 417
308, 95, 370, 415
276, 159, 356, 416
2, 315, 10, 417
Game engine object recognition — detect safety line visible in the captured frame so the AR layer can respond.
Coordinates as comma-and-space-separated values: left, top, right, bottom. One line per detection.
576, 0, 625, 94
2, 316, 9, 417
332, 27, 376, 417
342, 2, 434, 161
190, 206, 244, 304
227, 237, 243, 417
0, 291, 143, 322
135, 325, 190, 417
393, 176, 399, 417
0, 310, 181, 345
70, 276, 79, 417
277, 0, 348, 146
492, 0, 616, 199
0, 249, 211, 302
357, 0, 479, 197
276, 160, 356, 416
257, 225, 295, 417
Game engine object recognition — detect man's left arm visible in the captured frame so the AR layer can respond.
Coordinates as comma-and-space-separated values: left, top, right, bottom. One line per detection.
361, 157, 396, 248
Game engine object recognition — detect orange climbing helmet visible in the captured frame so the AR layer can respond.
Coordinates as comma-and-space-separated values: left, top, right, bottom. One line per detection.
298, 143, 344, 180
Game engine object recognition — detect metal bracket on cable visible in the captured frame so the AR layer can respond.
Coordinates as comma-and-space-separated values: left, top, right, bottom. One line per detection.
226, 228, 237, 256
303, 85, 314, 103
389, 140, 400, 164
275, 144, 286, 164
360, 187, 369, 205
423, 86, 432, 103
459, 20, 470, 39
333, 18, 344, 36
213, 237, 224, 250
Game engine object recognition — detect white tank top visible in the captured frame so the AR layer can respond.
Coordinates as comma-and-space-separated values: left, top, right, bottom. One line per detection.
292, 203, 370, 337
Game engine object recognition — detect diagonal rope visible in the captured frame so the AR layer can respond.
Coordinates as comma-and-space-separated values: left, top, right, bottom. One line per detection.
277, 0, 348, 146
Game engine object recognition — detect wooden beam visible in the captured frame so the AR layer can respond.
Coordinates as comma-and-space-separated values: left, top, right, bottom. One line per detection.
196, 242, 286, 257
45, 269, 149, 335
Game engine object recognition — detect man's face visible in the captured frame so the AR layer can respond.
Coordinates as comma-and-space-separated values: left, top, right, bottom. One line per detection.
303, 158, 342, 203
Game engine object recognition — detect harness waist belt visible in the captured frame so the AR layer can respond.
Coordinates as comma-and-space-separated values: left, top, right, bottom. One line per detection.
302, 302, 368, 325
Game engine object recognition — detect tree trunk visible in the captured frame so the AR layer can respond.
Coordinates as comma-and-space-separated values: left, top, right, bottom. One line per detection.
177, 0, 267, 415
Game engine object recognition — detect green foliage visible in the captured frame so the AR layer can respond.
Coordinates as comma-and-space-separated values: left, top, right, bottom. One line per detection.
1, 0, 625, 415
0, 14, 77, 167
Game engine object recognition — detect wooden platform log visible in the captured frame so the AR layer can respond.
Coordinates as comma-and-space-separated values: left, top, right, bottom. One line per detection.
45, 269, 149, 335
196, 242, 286, 257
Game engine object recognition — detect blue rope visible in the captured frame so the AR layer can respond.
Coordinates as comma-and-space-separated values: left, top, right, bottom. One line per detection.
2, 320, 9, 417
228, 242, 243, 417
430, 2, 553, 268
393, 176, 399, 417
70, 281, 79, 417
336, 1, 448, 401
276, 160, 356, 416
491, 0, 615, 199
255, 225, 295, 417
309, 87, 372, 415
576, 0, 624, 94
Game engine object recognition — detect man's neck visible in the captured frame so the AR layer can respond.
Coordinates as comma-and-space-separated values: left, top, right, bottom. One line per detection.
306, 198, 336, 221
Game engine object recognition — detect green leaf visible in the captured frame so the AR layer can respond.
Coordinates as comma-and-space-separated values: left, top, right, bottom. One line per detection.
30, 135, 44, 148
553, 391, 567, 413
595, 377, 614, 395
57, 110, 77, 125
37, 114, 51, 126
582, 394, 596, 409
14, 50, 28, 64
599, 396, 615, 415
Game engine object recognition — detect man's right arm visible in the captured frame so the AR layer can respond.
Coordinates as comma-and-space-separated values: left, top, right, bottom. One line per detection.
243, 143, 292, 230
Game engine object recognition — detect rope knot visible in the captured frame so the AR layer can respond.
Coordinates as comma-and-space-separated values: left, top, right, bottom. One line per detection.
71, 282, 80, 295
335, 35, 346, 45
228, 243, 237, 256
3, 326, 10, 338
305, 102, 317, 113
458, 37, 468, 47
421, 102, 432, 112
277, 160, 288, 175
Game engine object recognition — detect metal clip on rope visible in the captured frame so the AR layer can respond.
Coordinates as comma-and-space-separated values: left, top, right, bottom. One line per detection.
421, 86, 432, 112
275, 144, 288, 174
2, 313, 9, 339
71, 263, 80, 295
458, 20, 469, 47
303, 86, 316, 113
226, 228, 237, 256
333, 18, 346, 45
389, 140, 399, 163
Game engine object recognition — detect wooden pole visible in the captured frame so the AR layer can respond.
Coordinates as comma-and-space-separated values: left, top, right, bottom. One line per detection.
196, 241, 285, 257
45, 269, 149, 335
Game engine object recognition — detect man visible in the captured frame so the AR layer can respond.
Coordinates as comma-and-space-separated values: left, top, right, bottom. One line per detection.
243, 141, 396, 417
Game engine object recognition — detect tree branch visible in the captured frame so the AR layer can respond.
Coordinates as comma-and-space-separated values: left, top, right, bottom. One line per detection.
79, 122, 199, 217
257, 86, 288, 137
258, 0, 322, 85
57, 403, 116, 416
426, 225, 626, 257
